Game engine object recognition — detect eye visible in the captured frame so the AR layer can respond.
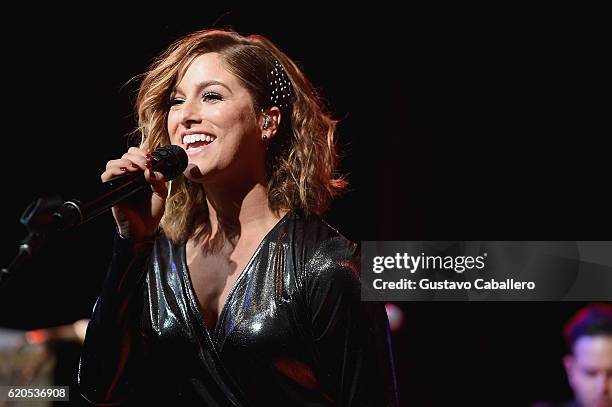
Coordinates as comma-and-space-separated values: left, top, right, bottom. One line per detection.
203, 91, 223, 102
168, 97, 184, 107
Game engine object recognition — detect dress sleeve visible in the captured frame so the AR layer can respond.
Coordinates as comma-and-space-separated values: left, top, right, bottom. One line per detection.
78, 232, 153, 405
306, 236, 399, 406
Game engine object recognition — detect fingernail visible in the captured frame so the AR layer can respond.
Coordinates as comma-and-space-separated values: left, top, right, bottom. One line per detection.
119, 166, 128, 172
146, 153, 152, 161
131, 163, 140, 169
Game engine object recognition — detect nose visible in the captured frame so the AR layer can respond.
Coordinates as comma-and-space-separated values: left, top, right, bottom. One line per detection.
180, 98, 202, 127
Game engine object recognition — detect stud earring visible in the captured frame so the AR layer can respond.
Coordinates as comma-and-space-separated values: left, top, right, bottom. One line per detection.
262, 134, 268, 141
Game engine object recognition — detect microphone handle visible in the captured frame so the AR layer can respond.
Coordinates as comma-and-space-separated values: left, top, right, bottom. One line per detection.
50, 145, 187, 231
54, 173, 149, 230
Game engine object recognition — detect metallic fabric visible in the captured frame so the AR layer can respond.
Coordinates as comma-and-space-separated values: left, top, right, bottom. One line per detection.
79, 210, 398, 406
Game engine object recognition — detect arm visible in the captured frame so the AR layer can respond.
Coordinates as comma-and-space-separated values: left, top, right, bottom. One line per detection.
79, 146, 167, 405
307, 237, 399, 406
78, 233, 153, 405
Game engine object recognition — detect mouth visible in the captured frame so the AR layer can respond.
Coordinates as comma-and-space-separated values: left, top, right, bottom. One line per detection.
182, 133, 217, 153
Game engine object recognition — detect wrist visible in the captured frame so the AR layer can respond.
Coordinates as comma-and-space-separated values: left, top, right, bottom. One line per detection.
115, 227, 156, 245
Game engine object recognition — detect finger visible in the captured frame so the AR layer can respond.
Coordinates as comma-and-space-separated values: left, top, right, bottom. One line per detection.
120, 152, 148, 170
125, 147, 152, 169
127, 146, 149, 156
144, 169, 168, 198
105, 158, 144, 171
102, 158, 144, 182
101, 161, 131, 182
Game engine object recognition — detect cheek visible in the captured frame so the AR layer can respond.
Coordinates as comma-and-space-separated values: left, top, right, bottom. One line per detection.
575, 374, 596, 390
213, 107, 244, 128
167, 113, 181, 142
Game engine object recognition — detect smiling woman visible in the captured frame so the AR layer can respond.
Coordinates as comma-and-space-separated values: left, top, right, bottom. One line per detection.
77, 29, 398, 406
168, 53, 267, 188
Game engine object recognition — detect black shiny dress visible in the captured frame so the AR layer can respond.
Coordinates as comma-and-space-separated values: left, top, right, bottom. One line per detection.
78, 210, 398, 406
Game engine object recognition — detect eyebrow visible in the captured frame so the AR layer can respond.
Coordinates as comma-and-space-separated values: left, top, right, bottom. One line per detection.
173, 80, 233, 95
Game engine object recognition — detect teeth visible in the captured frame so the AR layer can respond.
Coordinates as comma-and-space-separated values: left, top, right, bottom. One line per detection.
182, 134, 216, 145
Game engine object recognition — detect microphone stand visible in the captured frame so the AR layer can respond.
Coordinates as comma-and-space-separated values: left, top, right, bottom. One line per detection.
0, 145, 188, 290
0, 195, 63, 289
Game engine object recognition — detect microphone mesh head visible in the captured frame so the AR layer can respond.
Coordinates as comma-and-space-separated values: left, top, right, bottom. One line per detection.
151, 145, 188, 180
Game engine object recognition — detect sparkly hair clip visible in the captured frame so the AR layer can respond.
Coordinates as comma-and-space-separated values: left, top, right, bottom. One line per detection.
268, 60, 294, 109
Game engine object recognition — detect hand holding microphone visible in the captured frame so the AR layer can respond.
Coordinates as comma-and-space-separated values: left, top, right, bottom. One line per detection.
101, 146, 171, 242
54, 145, 188, 242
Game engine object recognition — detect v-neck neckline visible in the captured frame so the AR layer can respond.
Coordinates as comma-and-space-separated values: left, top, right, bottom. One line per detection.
181, 210, 292, 345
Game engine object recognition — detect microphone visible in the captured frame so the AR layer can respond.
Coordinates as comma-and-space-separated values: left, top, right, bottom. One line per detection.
52, 145, 188, 230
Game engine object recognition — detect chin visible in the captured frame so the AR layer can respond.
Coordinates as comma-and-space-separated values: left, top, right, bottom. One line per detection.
183, 163, 207, 181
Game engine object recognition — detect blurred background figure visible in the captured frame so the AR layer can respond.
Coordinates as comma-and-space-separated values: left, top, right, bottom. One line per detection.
0, 319, 88, 406
24, 319, 88, 346
533, 303, 612, 407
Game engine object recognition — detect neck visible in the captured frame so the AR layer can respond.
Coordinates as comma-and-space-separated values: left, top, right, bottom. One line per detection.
200, 175, 285, 247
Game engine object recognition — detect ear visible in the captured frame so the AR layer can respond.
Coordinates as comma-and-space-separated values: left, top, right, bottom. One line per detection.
260, 106, 282, 140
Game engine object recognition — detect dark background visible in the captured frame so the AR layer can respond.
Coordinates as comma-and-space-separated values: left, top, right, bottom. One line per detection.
0, 4, 607, 406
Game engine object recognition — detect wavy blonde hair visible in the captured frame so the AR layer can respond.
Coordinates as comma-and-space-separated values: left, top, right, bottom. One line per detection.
134, 29, 347, 242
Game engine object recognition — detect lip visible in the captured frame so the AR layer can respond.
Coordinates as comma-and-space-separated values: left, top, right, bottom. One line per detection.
184, 143, 212, 157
